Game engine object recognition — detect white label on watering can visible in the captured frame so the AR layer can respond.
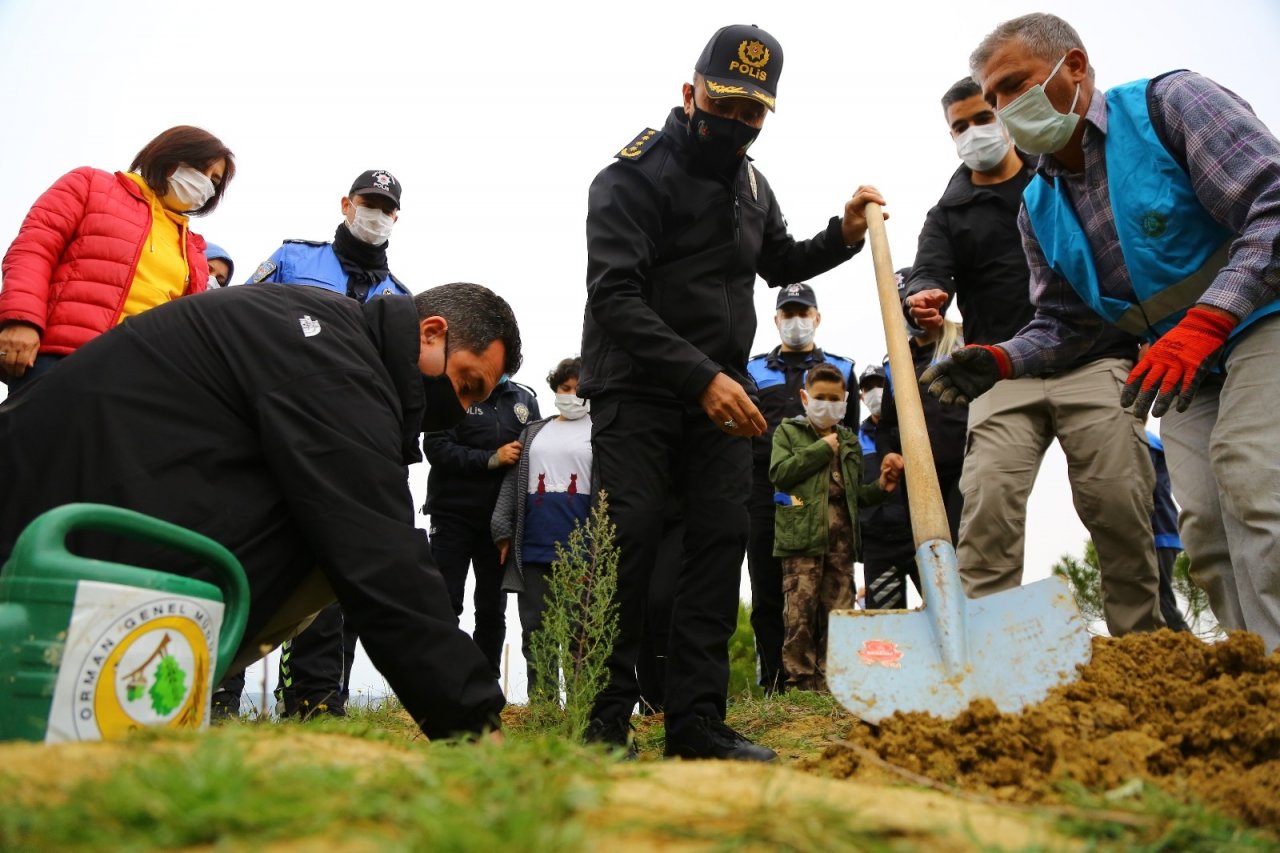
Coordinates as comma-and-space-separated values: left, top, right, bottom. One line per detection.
45, 580, 224, 743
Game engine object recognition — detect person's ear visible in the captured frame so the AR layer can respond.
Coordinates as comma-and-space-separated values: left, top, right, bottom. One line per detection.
419, 316, 447, 346
1063, 47, 1089, 86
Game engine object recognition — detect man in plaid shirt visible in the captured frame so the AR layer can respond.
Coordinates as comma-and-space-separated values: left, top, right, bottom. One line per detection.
922, 13, 1280, 652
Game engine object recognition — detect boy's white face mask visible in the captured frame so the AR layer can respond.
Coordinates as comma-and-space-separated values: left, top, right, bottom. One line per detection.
801, 390, 848, 430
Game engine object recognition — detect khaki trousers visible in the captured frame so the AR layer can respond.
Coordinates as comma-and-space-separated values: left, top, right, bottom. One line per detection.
226, 569, 334, 674
1162, 317, 1280, 653
958, 357, 1162, 635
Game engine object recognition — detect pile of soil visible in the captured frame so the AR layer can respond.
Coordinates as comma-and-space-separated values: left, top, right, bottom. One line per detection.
815, 630, 1280, 826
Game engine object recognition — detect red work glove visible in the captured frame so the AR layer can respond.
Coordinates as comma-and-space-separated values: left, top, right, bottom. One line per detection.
918, 344, 1012, 407
1121, 307, 1235, 418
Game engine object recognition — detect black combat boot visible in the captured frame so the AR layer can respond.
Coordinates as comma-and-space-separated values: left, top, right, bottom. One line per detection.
664, 715, 777, 762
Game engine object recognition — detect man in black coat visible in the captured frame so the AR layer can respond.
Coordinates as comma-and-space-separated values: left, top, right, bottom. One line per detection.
579, 22, 883, 760
0, 282, 521, 739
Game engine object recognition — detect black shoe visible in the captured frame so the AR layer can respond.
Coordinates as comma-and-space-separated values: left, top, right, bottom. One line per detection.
210, 689, 239, 722
664, 716, 777, 762
584, 716, 638, 759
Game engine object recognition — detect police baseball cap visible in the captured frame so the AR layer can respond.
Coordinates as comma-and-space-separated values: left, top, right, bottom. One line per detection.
859, 364, 886, 390
695, 24, 783, 112
776, 282, 817, 309
349, 170, 402, 209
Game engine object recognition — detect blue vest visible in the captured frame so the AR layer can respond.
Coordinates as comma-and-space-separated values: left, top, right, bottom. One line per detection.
857, 424, 876, 457
745, 350, 854, 390
249, 241, 409, 302
1022, 77, 1279, 344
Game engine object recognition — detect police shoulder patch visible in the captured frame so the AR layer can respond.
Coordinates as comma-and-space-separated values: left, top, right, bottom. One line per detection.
249, 261, 277, 284
616, 128, 663, 161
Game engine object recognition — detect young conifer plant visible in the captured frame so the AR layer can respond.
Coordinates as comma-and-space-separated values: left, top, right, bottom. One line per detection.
528, 492, 620, 740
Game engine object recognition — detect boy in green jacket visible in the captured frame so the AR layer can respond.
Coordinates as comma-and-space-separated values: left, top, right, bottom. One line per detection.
770, 363, 904, 691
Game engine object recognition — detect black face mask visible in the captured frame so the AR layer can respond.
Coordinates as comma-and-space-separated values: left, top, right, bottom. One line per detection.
421, 336, 467, 432
687, 107, 760, 174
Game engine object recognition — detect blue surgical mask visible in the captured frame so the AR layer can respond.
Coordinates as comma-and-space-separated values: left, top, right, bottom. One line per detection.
998, 54, 1081, 155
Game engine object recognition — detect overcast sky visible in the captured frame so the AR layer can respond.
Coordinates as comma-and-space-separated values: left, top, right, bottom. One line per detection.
2, 0, 1277, 704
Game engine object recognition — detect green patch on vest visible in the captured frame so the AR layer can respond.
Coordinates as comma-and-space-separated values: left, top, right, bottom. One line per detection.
1141, 211, 1169, 238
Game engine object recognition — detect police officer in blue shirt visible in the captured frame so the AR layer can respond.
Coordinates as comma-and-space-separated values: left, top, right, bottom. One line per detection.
247, 169, 410, 301
239, 169, 410, 718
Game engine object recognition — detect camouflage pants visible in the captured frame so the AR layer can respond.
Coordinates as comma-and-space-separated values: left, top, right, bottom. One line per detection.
781, 488, 855, 690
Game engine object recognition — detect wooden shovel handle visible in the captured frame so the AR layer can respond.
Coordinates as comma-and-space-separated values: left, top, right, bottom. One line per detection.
866, 203, 952, 545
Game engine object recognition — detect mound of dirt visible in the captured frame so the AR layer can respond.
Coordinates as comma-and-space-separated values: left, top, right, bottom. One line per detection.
815, 630, 1280, 826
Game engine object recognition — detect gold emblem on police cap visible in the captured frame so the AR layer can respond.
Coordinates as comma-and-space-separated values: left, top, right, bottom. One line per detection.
737, 40, 770, 69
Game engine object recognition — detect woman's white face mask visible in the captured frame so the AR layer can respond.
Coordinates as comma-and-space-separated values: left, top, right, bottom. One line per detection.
555, 393, 589, 420
166, 165, 216, 212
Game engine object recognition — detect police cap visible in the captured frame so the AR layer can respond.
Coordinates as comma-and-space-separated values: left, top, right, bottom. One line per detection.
776, 282, 817, 309
694, 24, 783, 112
349, 170, 402, 209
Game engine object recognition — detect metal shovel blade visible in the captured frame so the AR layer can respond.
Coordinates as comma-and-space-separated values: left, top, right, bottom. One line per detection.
826, 540, 1092, 723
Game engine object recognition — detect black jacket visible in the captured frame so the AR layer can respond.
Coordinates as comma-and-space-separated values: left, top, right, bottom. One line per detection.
858, 415, 912, 554
580, 107, 858, 402
0, 285, 503, 739
905, 161, 1135, 367
878, 341, 970, 480
423, 380, 541, 520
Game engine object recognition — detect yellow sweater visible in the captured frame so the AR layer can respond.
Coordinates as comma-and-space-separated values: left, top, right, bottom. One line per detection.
120, 172, 190, 323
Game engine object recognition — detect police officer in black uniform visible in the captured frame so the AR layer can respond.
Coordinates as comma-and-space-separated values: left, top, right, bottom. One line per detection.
579, 23, 885, 760
744, 282, 857, 694
424, 378, 541, 679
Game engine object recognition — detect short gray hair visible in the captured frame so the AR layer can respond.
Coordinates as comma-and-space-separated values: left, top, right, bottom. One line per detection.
969, 13, 1093, 81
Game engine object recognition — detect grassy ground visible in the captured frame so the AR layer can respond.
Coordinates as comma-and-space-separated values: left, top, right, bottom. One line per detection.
0, 691, 1273, 852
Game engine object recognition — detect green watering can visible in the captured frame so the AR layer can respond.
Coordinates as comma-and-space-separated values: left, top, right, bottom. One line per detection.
0, 504, 249, 743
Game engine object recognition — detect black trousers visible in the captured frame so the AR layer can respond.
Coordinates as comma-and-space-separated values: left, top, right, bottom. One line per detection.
589, 397, 748, 727
635, 517, 683, 714
746, 500, 784, 693
275, 601, 359, 717
430, 512, 506, 679
865, 468, 964, 609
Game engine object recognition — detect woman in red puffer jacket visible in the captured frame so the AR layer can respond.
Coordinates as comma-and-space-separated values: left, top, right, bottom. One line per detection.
0, 125, 235, 396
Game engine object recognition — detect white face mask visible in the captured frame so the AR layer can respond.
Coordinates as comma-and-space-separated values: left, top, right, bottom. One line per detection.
779, 316, 816, 348
998, 53, 1081, 155
955, 121, 1011, 172
862, 387, 883, 418
166, 165, 215, 212
347, 206, 395, 245
802, 393, 847, 431
555, 393, 589, 420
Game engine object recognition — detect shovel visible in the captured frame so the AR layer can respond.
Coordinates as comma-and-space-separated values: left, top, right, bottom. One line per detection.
825, 203, 1091, 723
